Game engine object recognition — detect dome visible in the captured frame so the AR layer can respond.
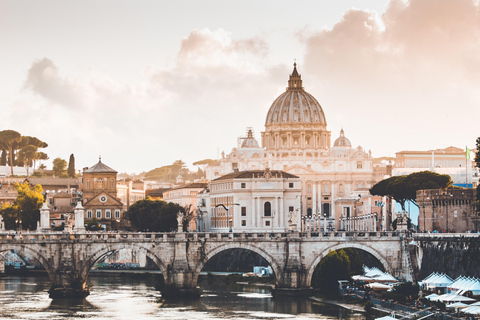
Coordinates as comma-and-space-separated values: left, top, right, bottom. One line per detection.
265, 63, 327, 126
333, 129, 351, 147
241, 129, 260, 148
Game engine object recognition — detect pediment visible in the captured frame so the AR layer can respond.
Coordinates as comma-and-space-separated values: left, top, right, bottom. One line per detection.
284, 164, 317, 175
83, 191, 123, 206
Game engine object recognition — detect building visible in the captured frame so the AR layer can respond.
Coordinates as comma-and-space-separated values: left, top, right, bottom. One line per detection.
81, 158, 124, 230
206, 63, 386, 230
198, 169, 301, 232
162, 182, 208, 231
394, 147, 477, 188
416, 189, 477, 233
117, 180, 146, 211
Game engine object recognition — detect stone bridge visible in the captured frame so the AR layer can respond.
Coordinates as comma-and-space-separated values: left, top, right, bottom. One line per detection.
0, 230, 412, 298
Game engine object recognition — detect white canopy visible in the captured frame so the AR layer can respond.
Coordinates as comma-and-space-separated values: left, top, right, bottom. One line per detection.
447, 302, 470, 309
425, 293, 440, 301
462, 306, 480, 315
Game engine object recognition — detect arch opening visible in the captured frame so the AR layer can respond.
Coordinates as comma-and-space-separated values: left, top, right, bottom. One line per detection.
308, 245, 392, 296
0, 246, 52, 280
193, 245, 282, 290
83, 245, 168, 289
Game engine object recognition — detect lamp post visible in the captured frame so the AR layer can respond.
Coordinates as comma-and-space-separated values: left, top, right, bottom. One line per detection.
422, 203, 426, 233
215, 203, 239, 232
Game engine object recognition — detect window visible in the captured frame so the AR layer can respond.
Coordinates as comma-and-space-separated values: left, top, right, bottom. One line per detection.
96, 210, 102, 219
87, 210, 92, 219
87, 180, 90, 189
307, 208, 312, 216
115, 210, 120, 219
241, 220, 246, 226
289, 182, 294, 188
264, 202, 271, 216
105, 210, 111, 219
265, 221, 270, 226
357, 162, 363, 169
289, 206, 294, 213
241, 207, 246, 216
241, 183, 246, 189
110, 179, 114, 189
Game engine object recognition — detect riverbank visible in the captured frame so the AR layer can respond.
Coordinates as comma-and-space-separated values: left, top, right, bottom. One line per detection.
309, 296, 366, 313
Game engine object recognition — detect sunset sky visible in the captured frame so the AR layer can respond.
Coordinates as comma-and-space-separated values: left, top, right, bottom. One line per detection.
1, 0, 479, 173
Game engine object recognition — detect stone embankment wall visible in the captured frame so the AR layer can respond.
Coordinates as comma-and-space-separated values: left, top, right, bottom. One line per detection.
415, 236, 480, 279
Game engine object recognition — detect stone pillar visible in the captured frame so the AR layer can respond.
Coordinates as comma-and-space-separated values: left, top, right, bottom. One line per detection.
74, 202, 85, 232
272, 237, 313, 297
161, 233, 201, 299
0, 214, 4, 231
39, 202, 51, 232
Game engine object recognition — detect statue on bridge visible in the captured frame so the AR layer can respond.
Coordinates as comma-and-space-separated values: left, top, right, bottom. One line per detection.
177, 211, 184, 232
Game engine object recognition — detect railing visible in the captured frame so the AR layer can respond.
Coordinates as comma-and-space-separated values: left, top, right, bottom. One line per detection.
0, 230, 408, 242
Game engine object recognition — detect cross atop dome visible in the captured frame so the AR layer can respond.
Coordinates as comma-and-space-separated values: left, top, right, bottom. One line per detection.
287, 62, 303, 91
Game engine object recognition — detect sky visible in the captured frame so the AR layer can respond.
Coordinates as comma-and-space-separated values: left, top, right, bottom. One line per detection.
1, 0, 479, 174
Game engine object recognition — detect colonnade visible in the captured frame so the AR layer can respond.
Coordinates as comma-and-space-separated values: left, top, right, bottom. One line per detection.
340, 213, 378, 232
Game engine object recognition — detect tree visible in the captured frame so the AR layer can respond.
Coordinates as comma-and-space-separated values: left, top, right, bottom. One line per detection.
370, 171, 452, 210
17, 145, 37, 176
311, 249, 351, 296
53, 158, 68, 177
0, 182, 43, 230
475, 137, 480, 169
0, 130, 22, 175
126, 199, 185, 232
68, 154, 76, 178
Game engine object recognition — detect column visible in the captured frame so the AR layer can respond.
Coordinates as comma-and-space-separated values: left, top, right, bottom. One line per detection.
256, 197, 261, 228
318, 181, 322, 215
275, 197, 279, 228
74, 202, 85, 232
312, 183, 317, 216
252, 197, 256, 228
40, 202, 51, 232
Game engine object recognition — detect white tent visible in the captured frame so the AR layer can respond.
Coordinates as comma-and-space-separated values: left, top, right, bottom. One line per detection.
425, 293, 440, 301
462, 306, 480, 315
447, 302, 470, 309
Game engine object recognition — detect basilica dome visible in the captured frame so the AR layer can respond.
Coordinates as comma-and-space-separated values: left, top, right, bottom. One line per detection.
333, 129, 351, 147
265, 63, 327, 126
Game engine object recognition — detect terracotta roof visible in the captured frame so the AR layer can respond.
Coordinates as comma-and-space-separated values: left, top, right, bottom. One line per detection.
25, 177, 79, 187
146, 188, 169, 197
84, 160, 117, 173
213, 170, 298, 181
167, 182, 208, 191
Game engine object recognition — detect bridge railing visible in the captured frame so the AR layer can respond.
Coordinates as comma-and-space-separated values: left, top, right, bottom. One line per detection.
0, 230, 407, 242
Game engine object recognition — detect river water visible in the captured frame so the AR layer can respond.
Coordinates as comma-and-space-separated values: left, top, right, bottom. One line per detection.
0, 273, 366, 320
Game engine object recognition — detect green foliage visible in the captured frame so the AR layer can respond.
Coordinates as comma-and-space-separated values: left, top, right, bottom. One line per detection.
370, 171, 452, 210
68, 154, 76, 178
381, 282, 419, 303
0, 130, 22, 175
312, 249, 351, 296
86, 218, 104, 231
0, 182, 43, 230
144, 160, 205, 183
126, 199, 185, 232
475, 137, 480, 169
53, 158, 67, 177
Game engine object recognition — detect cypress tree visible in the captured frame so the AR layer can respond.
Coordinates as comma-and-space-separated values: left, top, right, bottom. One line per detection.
68, 154, 75, 178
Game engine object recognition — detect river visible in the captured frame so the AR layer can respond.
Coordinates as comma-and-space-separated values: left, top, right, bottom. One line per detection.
0, 273, 366, 320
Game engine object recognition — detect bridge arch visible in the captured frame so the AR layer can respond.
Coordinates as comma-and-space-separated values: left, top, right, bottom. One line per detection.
82, 243, 169, 280
192, 243, 283, 286
306, 242, 393, 287
0, 244, 54, 281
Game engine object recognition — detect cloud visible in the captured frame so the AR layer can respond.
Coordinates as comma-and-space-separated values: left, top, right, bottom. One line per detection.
17, 29, 281, 171
24, 57, 86, 109
301, 0, 480, 154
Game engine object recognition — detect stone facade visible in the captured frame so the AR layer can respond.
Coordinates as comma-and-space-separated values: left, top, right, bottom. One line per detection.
199, 169, 302, 233
417, 189, 477, 233
206, 64, 387, 231
81, 159, 124, 230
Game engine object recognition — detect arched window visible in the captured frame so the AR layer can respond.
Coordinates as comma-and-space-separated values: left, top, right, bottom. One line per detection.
264, 202, 271, 216
86, 179, 90, 189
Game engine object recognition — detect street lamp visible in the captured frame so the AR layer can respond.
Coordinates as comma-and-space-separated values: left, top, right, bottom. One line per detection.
422, 203, 426, 233
215, 203, 239, 232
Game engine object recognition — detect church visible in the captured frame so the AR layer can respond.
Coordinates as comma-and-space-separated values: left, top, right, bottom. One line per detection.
205, 63, 387, 231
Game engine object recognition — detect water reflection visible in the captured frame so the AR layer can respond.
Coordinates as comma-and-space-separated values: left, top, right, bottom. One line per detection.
0, 274, 366, 320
